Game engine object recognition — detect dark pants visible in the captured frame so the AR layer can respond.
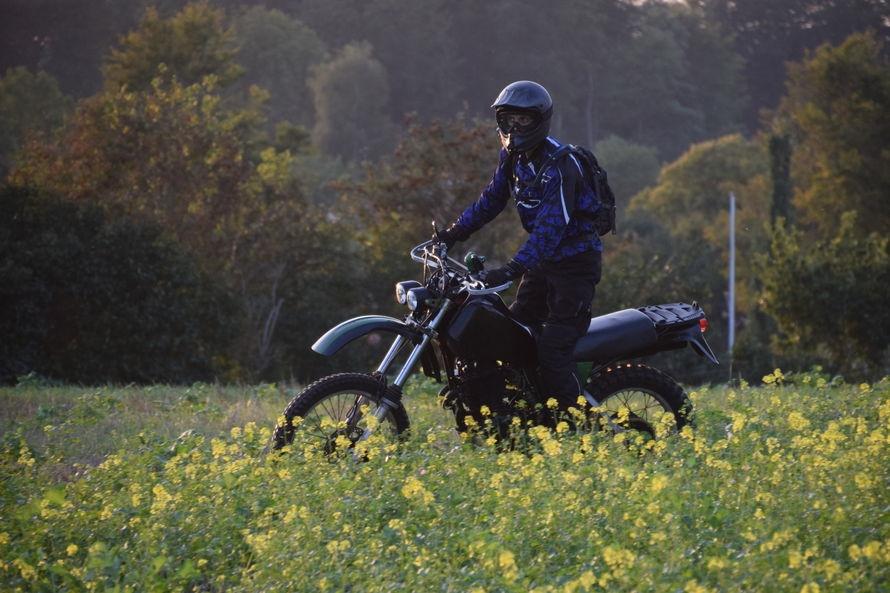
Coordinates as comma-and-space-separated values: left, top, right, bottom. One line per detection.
509, 250, 602, 407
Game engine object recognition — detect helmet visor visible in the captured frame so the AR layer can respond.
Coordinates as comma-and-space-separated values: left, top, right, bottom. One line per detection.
496, 110, 540, 134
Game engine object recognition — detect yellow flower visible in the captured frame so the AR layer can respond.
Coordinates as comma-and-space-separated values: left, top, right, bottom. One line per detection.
685, 579, 712, 593
498, 549, 518, 582
861, 540, 882, 560
818, 559, 840, 579
13, 558, 37, 580
799, 584, 820, 593
543, 439, 562, 456
66, 544, 78, 556
546, 398, 559, 409
602, 545, 635, 569
787, 411, 810, 431
649, 474, 669, 494
762, 368, 785, 384
151, 484, 173, 513
401, 476, 434, 504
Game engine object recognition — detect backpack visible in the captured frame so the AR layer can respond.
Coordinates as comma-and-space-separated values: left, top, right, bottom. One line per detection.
530, 144, 617, 235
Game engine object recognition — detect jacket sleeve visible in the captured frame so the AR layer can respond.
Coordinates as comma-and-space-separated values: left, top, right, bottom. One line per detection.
512, 159, 578, 269
454, 149, 511, 235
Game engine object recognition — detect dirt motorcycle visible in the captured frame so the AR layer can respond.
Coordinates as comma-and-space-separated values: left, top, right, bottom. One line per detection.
272, 237, 718, 452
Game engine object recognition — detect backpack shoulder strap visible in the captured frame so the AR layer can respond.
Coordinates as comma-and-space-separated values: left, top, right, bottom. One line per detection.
531, 144, 574, 189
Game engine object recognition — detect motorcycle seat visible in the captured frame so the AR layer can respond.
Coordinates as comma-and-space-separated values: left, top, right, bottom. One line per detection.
572, 308, 657, 362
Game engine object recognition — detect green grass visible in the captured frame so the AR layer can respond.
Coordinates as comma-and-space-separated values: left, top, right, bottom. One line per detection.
1, 372, 888, 592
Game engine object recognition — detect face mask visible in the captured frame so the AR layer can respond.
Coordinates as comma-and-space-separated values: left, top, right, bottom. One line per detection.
496, 111, 540, 153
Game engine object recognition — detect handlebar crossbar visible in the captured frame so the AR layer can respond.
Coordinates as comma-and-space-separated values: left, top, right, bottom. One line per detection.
410, 240, 512, 295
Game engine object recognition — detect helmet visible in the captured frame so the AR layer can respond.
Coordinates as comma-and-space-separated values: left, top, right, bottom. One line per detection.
491, 80, 553, 154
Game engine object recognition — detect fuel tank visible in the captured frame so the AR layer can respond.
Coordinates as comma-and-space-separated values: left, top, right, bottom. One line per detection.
445, 295, 537, 366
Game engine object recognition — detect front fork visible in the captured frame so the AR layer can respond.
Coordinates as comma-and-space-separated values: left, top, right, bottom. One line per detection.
352, 301, 452, 442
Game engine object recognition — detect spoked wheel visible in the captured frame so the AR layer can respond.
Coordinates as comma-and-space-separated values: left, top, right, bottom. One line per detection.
272, 373, 410, 454
585, 363, 692, 437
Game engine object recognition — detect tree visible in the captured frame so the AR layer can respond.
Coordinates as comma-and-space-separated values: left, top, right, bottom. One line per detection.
288, 0, 463, 120
0, 186, 238, 384
628, 134, 770, 283
760, 214, 889, 378
593, 135, 660, 209
9, 75, 269, 266
699, 0, 890, 129
608, 134, 772, 380
103, 3, 242, 92
309, 42, 395, 162
0, 67, 70, 176
232, 6, 327, 127
779, 32, 890, 238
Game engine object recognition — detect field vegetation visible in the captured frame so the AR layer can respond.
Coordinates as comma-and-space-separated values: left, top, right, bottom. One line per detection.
1, 372, 887, 592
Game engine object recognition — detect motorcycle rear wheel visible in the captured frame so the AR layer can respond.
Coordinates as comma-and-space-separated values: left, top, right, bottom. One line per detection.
585, 362, 692, 436
272, 373, 410, 453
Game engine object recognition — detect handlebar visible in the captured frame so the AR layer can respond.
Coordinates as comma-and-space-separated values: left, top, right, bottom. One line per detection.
410, 240, 513, 295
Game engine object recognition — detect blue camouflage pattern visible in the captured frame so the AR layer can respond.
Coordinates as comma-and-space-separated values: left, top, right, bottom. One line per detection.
455, 136, 603, 270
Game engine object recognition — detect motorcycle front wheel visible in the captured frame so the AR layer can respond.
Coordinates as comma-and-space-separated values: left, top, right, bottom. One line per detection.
585, 362, 693, 437
272, 373, 410, 453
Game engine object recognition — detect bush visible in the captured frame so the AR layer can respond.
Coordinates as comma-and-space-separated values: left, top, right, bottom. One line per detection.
0, 186, 238, 384
760, 214, 890, 379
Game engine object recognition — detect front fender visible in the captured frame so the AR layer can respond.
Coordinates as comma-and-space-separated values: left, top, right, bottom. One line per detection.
311, 315, 421, 357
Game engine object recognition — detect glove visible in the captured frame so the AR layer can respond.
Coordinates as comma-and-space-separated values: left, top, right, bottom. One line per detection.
481, 259, 526, 288
435, 223, 469, 250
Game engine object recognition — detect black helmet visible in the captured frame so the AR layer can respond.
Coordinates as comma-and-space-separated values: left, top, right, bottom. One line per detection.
491, 80, 553, 154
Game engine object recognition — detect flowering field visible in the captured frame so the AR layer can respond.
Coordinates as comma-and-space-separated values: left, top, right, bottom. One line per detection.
1, 372, 888, 592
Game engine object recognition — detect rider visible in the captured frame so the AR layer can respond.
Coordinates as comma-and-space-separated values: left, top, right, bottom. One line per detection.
437, 80, 603, 410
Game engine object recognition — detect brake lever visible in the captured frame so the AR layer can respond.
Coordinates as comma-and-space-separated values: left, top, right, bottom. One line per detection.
461, 276, 512, 295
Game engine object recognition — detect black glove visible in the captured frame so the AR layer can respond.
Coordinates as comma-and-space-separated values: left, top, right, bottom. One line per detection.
481, 259, 526, 288
435, 223, 469, 250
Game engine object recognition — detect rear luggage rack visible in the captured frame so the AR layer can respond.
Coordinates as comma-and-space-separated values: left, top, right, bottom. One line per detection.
638, 303, 704, 331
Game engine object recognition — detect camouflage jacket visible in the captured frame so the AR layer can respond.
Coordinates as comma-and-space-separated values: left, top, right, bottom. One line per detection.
455, 137, 603, 270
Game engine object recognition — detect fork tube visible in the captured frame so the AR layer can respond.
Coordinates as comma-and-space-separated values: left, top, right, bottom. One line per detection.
376, 335, 406, 374
392, 301, 451, 388
359, 302, 452, 444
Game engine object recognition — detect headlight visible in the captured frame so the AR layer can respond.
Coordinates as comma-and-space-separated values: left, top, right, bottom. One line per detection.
407, 288, 421, 311
406, 287, 432, 311
395, 281, 421, 305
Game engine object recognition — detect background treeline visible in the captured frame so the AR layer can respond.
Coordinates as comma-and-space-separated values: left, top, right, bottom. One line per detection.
0, 0, 887, 385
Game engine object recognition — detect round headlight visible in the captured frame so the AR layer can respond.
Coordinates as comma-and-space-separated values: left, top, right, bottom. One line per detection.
395, 281, 422, 305
406, 289, 420, 311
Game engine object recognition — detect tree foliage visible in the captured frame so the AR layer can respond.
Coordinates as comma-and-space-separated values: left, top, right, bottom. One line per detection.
699, 0, 890, 129
761, 214, 889, 378
9, 75, 269, 267
0, 186, 238, 384
103, 3, 242, 92
780, 32, 890, 238
232, 6, 327, 127
0, 67, 70, 176
628, 134, 770, 310
593, 135, 660, 209
309, 42, 395, 162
